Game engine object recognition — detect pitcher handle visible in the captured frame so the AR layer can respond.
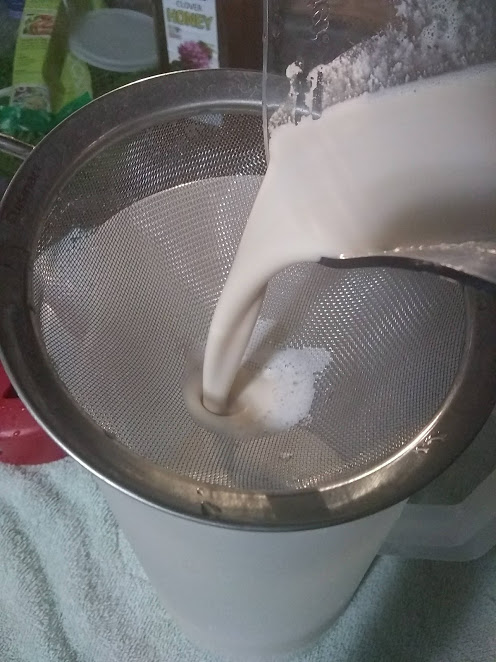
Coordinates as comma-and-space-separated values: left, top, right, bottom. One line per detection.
380, 468, 496, 561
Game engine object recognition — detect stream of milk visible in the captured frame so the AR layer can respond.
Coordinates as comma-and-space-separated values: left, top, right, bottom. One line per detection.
201, 63, 496, 421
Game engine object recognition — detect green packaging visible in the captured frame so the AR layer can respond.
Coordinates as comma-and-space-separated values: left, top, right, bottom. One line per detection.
0, 0, 92, 176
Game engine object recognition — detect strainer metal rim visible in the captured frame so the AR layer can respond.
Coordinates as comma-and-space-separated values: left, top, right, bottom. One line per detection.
1, 69, 496, 530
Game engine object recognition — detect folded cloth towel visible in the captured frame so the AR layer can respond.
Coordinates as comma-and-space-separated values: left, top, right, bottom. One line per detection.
0, 458, 495, 662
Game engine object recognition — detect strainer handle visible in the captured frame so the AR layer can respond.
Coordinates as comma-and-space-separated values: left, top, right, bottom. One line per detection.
0, 134, 33, 162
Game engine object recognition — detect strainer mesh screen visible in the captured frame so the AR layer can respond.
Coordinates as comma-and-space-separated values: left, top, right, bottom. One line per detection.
32, 111, 466, 491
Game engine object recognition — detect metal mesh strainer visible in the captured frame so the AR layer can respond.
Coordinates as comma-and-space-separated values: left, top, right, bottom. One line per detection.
2, 70, 496, 528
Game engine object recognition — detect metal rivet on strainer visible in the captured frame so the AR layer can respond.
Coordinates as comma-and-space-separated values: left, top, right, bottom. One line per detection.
1, 70, 496, 529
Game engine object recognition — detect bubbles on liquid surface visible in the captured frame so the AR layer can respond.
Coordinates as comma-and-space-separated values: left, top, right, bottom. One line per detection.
184, 319, 332, 438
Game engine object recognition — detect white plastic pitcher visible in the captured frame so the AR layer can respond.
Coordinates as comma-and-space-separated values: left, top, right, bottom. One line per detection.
98, 420, 496, 659
100, 480, 405, 660
98, 446, 496, 659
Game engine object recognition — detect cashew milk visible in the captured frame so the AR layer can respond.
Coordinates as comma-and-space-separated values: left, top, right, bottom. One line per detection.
202, 63, 496, 419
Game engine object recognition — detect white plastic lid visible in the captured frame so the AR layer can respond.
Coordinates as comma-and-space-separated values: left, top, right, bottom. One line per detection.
69, 9, 159, 73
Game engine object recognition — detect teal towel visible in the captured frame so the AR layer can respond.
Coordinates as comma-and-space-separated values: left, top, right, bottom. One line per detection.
0, 458, 495, 662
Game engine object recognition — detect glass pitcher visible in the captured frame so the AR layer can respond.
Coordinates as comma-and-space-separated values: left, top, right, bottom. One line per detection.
262, 0, 496, 285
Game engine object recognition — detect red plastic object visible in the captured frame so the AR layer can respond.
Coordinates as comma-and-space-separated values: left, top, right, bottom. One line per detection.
0, 362, 65, 464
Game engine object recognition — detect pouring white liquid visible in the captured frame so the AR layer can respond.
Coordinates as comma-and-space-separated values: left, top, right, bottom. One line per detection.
202, 63, 496, 417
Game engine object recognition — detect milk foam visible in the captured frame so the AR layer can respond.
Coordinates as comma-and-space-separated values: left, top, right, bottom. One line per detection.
184, 318, 331, 436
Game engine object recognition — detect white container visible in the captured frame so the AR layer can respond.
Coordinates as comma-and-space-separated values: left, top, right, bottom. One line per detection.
99, 480, 404, 661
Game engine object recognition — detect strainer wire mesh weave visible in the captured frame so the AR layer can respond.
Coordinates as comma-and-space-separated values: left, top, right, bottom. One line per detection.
31, 109, 466, 493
